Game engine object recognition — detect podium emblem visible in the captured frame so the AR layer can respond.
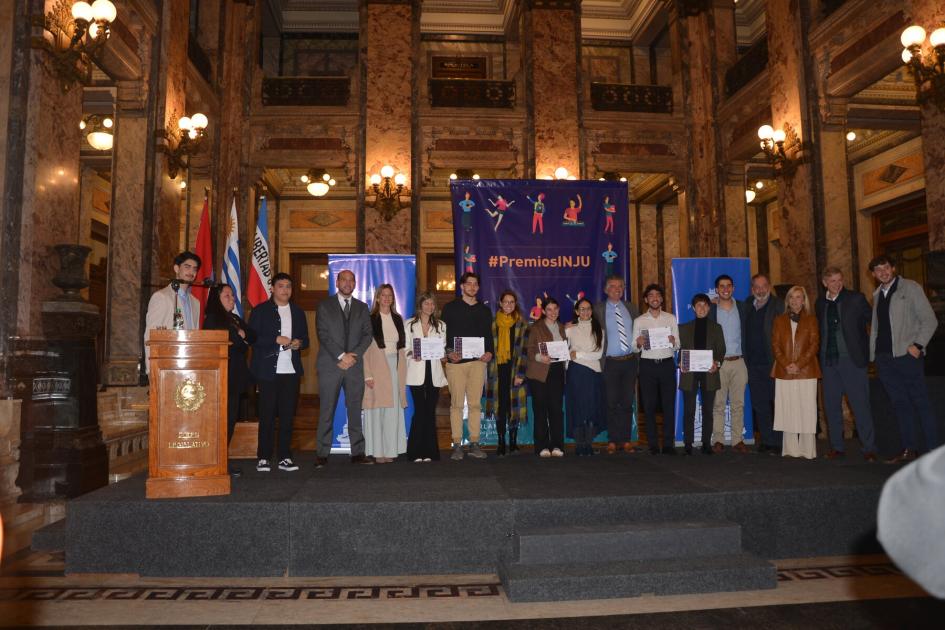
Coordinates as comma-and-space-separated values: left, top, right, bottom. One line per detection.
175, 377, 206, 412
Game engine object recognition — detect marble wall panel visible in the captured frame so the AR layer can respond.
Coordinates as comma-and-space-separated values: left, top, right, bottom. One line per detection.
638, 204, 658, 297
723, 185, 748, 258
662, 204, 680, 311
530, 8, 580, 178
364, 2, 413, 253
0, 1, 13, 227
820, 131, 854, 281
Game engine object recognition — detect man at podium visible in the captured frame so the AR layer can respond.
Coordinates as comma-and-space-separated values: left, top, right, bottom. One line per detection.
144, 251, 203, 372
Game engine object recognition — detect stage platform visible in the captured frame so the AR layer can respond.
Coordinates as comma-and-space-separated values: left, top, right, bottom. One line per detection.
52, 441, 897, 597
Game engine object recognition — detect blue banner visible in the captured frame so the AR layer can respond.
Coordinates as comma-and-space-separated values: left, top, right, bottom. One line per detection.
451, 180, 635, 444
326, 254, 417, 452
670, 257, 753, 445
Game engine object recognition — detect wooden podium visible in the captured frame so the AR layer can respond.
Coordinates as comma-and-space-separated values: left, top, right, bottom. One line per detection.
146, 329, 230, 499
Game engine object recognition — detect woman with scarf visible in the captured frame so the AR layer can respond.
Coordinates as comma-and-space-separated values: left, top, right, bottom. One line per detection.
485, 290, 529, 455
772, 285, 822, 459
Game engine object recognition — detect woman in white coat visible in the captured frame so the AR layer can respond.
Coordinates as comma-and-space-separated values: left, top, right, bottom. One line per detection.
405, 291, 448, 462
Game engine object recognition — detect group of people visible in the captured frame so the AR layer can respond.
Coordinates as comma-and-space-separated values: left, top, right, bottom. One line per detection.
146, 251, 940, 474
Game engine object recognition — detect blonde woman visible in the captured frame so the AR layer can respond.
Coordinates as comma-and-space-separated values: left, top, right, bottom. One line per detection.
405, 292, 448, 462
362, 284, 408, 463
771, 285, 822, 459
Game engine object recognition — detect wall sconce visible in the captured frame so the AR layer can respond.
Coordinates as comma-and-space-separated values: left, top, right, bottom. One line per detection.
36, 0, 117, 91
367, 165, 408, 221
597, 172, 628, 183
449, 169, 480, 182
165, 113, 209, 179
900, 24, 945, 112
757, 124, 800, 174
79, 114, 113, 151
745, 189, 756, 203
300, 170, 336, 197
554, 167, 577, 181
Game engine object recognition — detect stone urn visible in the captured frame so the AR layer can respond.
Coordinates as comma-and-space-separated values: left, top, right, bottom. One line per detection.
51, 244, 92, 302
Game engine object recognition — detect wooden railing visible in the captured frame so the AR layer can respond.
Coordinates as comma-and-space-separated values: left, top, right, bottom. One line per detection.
725, 38, 768, 97
590, 83, 673, 113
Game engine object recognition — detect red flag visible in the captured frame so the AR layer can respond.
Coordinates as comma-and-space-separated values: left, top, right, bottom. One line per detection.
192, 197, 214, 326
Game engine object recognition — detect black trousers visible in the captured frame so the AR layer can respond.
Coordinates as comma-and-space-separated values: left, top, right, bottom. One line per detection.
682, 379, 716, 448
603, 356, 638, 443
257, 373, 299, 461
747, 363, 780, 447
407, 362, 441, 460
226, 380, 241, 444
497, 362, 513, 436
530, 362, 564, 453
639, 358, 676, 449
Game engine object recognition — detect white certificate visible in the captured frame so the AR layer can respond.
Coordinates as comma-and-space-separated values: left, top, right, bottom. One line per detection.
681, 349, 714, 373
455, 336, 485, 359
642, 326, 672, 350
539, 340, 570, 362
419, 337, 445, 360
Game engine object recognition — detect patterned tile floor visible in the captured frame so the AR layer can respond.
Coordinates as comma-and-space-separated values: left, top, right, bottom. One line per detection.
0, 552, 936, 627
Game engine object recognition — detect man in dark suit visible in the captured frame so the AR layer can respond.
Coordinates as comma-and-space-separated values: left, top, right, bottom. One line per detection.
743, 273, 784, 454
593, 275, 640, 454
815, 266, 877, 461
249, 272, 309, 472
315, 269, 374, 467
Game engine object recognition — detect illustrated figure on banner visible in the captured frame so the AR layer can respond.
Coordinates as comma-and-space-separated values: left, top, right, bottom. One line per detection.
530, 293, 547, 321
565, 290, 586, 309
527, 192, 546, 234
603, 196, 616, 233
563, 193, 583, 226
458, 191, 475, 231
602, 243, 618, 276
463, 245, 477, 273
485, 194, 514, 231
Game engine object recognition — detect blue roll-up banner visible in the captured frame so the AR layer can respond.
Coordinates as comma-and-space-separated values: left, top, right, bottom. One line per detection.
670, 258, 753, 445
326, 254, 417, 452
451, 179, 636, 444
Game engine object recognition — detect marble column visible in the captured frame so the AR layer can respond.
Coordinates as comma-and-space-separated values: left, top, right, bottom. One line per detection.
819, 129, 855, 281
670, 1, 735, 257
362, 0, 414, 253
765, 0, 819, 297
723, 164, 748, 258
524, 0, 581, 179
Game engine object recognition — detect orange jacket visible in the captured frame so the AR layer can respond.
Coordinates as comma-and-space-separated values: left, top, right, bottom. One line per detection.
771, 313, 822, 380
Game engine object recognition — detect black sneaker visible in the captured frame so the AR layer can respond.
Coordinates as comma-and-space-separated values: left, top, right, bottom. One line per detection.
278, 458, 299, 471
228, 465, 242, 477
256, 459, 271, 472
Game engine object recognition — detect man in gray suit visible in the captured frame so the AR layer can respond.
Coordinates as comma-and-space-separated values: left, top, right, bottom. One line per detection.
593, 275, 641, 454
315, 269, 374, 467
868, 255, 941, 463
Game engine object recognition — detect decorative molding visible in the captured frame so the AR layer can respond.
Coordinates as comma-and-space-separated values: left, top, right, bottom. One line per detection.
429, 79, 515, 108
262, 77, 350, 107
590, 83, 673, 114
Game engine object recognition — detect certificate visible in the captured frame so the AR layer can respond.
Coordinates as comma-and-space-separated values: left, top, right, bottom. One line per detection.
539, 340, 570, 362
681, 349, 714, 373
413, 337, 445, 360
642, 326, 672, 350
454, 336, 485, 359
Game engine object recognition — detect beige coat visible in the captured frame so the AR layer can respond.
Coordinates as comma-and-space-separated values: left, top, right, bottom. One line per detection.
362, 341, 408, 409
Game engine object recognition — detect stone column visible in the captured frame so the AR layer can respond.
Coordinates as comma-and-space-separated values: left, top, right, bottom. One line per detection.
362, 0, 415, 253
819, 129, 856, 281
765, 0, 819, 297
524, 0, 581, 179
723, 164, 748, 258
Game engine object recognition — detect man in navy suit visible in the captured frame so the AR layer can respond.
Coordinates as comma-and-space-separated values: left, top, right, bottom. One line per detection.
249, 272, 309, 473
315, 269, 374, 467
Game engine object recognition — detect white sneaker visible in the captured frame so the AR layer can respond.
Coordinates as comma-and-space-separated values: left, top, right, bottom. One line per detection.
423, 458, 432, 462
414, 458, 423, 463
539, 449, 551, 458
278, 458, 299, 471
256, 459, 271, 472
551, 448, 564, 457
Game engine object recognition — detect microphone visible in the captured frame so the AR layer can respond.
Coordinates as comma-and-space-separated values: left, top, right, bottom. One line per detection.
168, 278, 213, 290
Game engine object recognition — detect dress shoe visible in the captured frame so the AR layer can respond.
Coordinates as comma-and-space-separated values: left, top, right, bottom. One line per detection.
623, 442, 634, 453
863, 452, 877, 463
228, 465, 242, 477
756, 444, 770, 453
649, 446, 660, 455
662, 446, 677, 455
607, 442, 618, 455
712, 442, 724, 454
884, 449, 916, 464
701, 444, 713, 455
496, 436, 507, 457
314, 456, 328, 469
733, 441, 749, 454
826, 449, 845, 460
351, 454, 375, 465
684, 446, 693, 456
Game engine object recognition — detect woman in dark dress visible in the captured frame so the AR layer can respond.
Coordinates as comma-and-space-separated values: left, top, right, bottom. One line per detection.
404, 291, 447, 461
203, 283, 256, 477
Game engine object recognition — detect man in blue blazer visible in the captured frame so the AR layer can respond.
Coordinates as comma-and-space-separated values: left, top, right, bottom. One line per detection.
249, 272, 309, 472
315, 269, 374, 467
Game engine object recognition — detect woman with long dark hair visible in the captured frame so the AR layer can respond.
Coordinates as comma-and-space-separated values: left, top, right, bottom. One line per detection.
362, 284, 408, 463
203, 283, 256, 477
405, 291, 447, 462
485, 290, 529, 455
565, 297, 605, 456
525, 297, 567, 457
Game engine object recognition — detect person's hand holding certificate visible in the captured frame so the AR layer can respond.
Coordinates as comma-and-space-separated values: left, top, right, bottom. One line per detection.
539, 340, 570, 362
642, 326, 672, 350
680, 349, 713, 372
454, 336, 485, 359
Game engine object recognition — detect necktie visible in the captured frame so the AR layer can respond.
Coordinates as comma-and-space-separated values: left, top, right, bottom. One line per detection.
614, 304, 629, 352
343, 298, 350, 319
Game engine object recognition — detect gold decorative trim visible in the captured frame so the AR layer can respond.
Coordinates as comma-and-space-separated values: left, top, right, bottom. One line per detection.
174, 378, 206, 413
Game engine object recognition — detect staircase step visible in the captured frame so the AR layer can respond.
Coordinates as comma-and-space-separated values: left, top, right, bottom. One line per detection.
499, 552, 777, 602
514, 521, 742, 564
31, 518, 66, 552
